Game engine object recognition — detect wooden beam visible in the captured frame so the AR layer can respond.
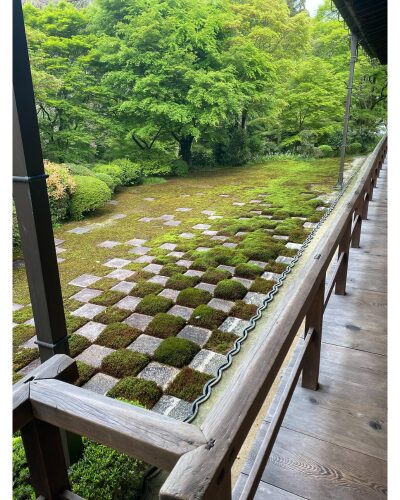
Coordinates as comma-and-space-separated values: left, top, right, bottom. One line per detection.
29, 379, 207, 471
14, 354, 78, 389
13, 382, 32, 433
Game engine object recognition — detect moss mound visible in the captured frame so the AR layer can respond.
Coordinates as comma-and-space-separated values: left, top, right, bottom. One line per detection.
75, 361, 97, 386
135, 294, 173, 315
108, 377, 162, 408
189, 305, 226, 330
231, 301, 258, 320
249, 278, 275, 294
91, 290, 125, 307
160, 264, 186, 277
130, 281, 163, 297
235, 263, 263, 279
201, 268, 231, 284
92, 277, 120, 291
69, 334, 91, 357
214, 279, 247, 300
102, 350, 149, 378
146, 313, 186, 339
205, 330, 237, 355
93, 306, 130, 324
176, 288, 212, 308
154, 337, 199, 368
65, 313, 88, 335
167, 367, 212, 402
96, 323, 140, 349
166, 273, 200, 290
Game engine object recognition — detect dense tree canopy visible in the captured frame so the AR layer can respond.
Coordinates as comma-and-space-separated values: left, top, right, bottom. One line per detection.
23, 0, 387, 167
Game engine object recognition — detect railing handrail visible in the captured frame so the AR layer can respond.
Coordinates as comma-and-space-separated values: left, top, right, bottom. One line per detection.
13, 136, 387, 500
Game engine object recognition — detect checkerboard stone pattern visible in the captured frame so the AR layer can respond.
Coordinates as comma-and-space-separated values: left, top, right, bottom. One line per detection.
137, 362, 179, 390
75, 321, 106, 342
83, 373, 118, 395
128, 335, 162, 356
189, 349, 226, 376
152, 395, 192, 421
72, 303, 106, 320
177, 325, 211, 347
76, 345, 115, 368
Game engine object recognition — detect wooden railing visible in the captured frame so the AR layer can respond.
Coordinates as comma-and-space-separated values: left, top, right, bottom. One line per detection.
13, 137, 387, 500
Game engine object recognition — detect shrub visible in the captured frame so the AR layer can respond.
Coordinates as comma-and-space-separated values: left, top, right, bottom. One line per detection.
177, 288, 212, 308
75, 361, 97, 386
91, 290, 125, 307
348, 142, 362, 154
214, 279, 247, 300
91, 277, 120, 291
13, 437, 35, 499
166, 367, 211, 402
191, 146, 216, 168
205, 330, 237, 355
141, 158, 172, 177
135, 294, 173, 315
69, 334, 90, 357
44, 160, 76, 224
108, 377, 162, 408
70, 175, 111, 220
93, 307, 130, 324
171, 159, 189, 177
160, 264, 185, 277
231, 301, 258, 320
166, 273, 199, 290
131, 281, 163, 297
65, 163, 97, 177
65, 313, 87, 334
146, 313, 186, 339
13, 325, 35, 347
96, 323, 140, 349
69, 438, 146, 500
13, 306, 33, 324
235, 263, 263, 279
318, 145, 334, 157
201, 268, 231, 284
154, 337, 199, 368
113, 158, 143, 185
190, 305, 226, 330
93, 172, 116, 191
92, 164, 123, 189
102, 350, 149, 378
13, 348, 39, 371
250, 278, 275, 294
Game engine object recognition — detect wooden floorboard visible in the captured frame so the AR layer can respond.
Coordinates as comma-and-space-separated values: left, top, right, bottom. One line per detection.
233, 159, 387, 499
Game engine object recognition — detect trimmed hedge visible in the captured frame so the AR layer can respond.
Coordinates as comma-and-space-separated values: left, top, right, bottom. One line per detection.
146, 313, 186, 339
176, 288, 212, 308
154, 337, 199, 368
113, 158, 143, 185
70, 175, 111, 220
108, 377, 162, 408
102, 350, 149, 378
96, 323, 140, 349
214, 279, 247, 300
166, 367, 211, 402
92, 164, 123, 188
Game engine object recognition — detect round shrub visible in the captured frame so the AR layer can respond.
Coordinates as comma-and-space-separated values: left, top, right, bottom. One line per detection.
135, 294, 173, 315
154, 337, 199, 368
348, 142, 362, 154
190, 305, 227, 330
44, 161, 76, 224
166, 273, 200, 290
113, 158, 143, 185
141, 158, 172, 177
93, 307, 130, 324
108, 376, 162, 408
318, 145, 334, 157
235, 263, 263, 279
90, 290, 125, 307
214, 279, 247, 300
92, 164, 123, 188
171, 159, 189, 177
146, 313, 186, 339
93, 172, 115, 191
176, 288, 212, 308
131, 281, 163, 297
166, 367, 211, 402
96, 323, 140, 349
102, 350, 149, 378
205, 330, 237, 355
201, 268, 231, 284
65, 163, 97, 177
69, 175, 111, 220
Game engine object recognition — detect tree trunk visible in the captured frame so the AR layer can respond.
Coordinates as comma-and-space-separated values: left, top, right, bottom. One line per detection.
241, 109, 248, 129
178, 135, 194, 166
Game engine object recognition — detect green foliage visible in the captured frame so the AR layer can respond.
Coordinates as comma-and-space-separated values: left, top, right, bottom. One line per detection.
92, 164, 123, 190
131, 281, 164, 297
96, 323, 140, 349
93, 307, 130, 324
201, 268, 231, 284
91, 290, 125, 306
166, 274, 200, 290
235, 263, 263, 279
250, 278, 275, 293
167, 367, 212, 402
108, 377, 162, 408
142, 177, 167, 185
160, 264, 186, 277
176, 288, 212, 308
13, 437, 35, 500
70, 175, 111, 220
154, 337, 199, 368
171, 159, 189, 177
214, 279, 247, 300
13, 325, 36, 348
318, 144, 334, 157
113, 158, 143, 185
146, 313, 186, 339
13, 349, 39, 372
75, 361, 97, 386
102, 350, 149, 378
348, 142, 362, 154
69, 334, 90, 357
44, 161, 76, 224
190, 305, 227, 330
135, 294, 173, 315
205, 330, 237, 354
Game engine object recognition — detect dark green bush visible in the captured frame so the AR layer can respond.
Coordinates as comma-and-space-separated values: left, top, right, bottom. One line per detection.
166, 367, 211, 402
91, 290, 125, 307
190, 305, 226, 330
94, 172, 115, 191
171, 159, 189, 177
96, 323, 140, 349
201, 268, 231, 284
205, 330, 237, 354
235, 263, 263, 279
146, 313, 186, 339
231, 301, 258, 320
166, 273, 200, 290
13, 348, 39, 371
102, 350, 149, 378
177, 288, 212, 308
113, 159, 143, 185
93, 307, 130, 324
154, 337, 199, 368
135, 294, 173, 315
69, 334, 90, 357
108, 377, 162, 408
70, 175, 111, 220
348, 142, 362, 154
131, 281, 163, 297
75, 361, 97, 386
13, 325, 35, 347
318, 144, 334, 157
214, 279, 247, 300
92, 164, 123, 188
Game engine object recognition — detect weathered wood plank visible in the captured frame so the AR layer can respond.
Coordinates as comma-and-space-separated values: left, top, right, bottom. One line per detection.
13, 382, 32, 433
29, 379, 207, 471
233, 474, 305, 500
322, 322, 387, 356
13, 354, 78, 388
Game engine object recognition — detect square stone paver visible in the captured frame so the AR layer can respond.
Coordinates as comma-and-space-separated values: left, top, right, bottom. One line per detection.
83, 373, 118, 395
69, 274, 101, 288
138, 217, 155, 222
232, 202, 245, 206
273, 234, 289, 241
217, 265, 235, 275
68, 226, 91, 234
249, 199, 262, 204
158, 289, 180, 301
124, 313, 153, 331
179, 232, 195, 239
128, 334, 162, 356
24, 318, 35, 326
261, 271, 281, 282
211, 235, 228, 242
152, 395, 192, 421
133, 255, 155, 264
193, 224, 211, 230
160, 243, 177, 251
184, 269, 204, 278
316, 206, 327, 211
143, 263, 163, 274
111, 213, 126, 219
76, 345, 115, 368
286, 242, 302, 250
21, 335, 37, 349
159, 214, 175, 221
106, 200, 118, 205
97, 240, 121, 248
56, 247, 66, 254
144, 197, 155, 201
232, 277, 253, 289
75, 321, 106, 342
250, 210, 262, 215
203, 230, 218, 236
276, 256, 293, 265
223, 242, 237, 248
243, 292, 266, 307
106, 269, 135, 280
13, 303, 24, 311
103, 258, 131, 269
168, 305, 193, 321
71, 303, 106, 320
235, 231, 248, 237
189, 349, 227, 376
54, 238, 64, 246
177, 325, 211, 347
149, 275, 169, 286
208, 298, 234, 313
220, 317, 250, 335
176, 260, 193, 269
303, 222, 318, 229
115, 296, 142, 311
201, 210, 215, 215
209, 215, 223, 220
129, 246, 151, 255
167, 251, 185, 259
195, 247, 211, 253
70, 288, 103, 303
126, 238, 148, 246
195, 283, 216, 294
164, 220, 181, 227
248, 260, 268, 269
176, 207, 192, 212
111, 281, 136, 294
137, 362, 179, 390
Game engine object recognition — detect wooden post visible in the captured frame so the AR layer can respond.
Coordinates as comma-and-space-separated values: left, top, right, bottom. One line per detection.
335, 219, 351, 295
362, 192, 370, 220
351, 212, 362, 249
302, 277, 325, 390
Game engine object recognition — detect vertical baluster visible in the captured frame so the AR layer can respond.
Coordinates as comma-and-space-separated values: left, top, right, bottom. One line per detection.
335, 218, 352, 295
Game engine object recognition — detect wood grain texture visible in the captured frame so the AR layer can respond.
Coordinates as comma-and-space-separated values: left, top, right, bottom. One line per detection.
13, 382, 32, 433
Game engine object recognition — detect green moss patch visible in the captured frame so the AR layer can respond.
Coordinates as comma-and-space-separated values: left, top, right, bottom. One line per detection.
69, 334, 91, 357
13, 348, 39, 371
205, 330, 237, 355
166, 273, 200, 290
93, 306, 130, 324
201, 268, 231, 284
146, 313, 186, 339
154, 337, 199, 368
235, 263, 263, 279
75, 361, 97, 386
90, 290, 125, 306
130, 281, 163, 297
160, 264, 186, 276
126, 270, 154, 282
135, 294, 173, 315
108, 377, 162, 408
214, 279, 247, 300
65, 313, 88, 335
189, 305, 227, 330
231, 301, 258, 320
176, 288, 212, 308
166, 367, 212, 402
96, 323, 140, 349
63, 298, 82, 312
249, 278, 275, 294
13, 325, 35, 347
13, 306, 33, 324
91, 277, 119, 291
102, 350, 149, 378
